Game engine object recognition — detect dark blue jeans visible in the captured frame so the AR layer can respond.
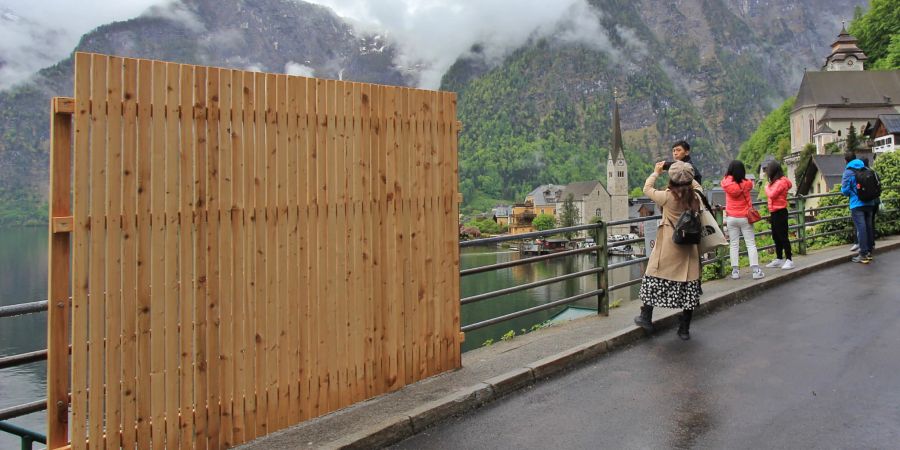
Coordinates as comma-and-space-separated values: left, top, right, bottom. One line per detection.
851, 206, 875, 256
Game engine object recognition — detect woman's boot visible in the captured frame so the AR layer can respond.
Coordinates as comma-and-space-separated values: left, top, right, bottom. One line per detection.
677, 309, 693, 340
634, 305, 654, 332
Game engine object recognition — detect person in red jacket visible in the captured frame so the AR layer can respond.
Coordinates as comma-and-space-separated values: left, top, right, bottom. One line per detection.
764, 161, 795, 269
721, 160, 763, 279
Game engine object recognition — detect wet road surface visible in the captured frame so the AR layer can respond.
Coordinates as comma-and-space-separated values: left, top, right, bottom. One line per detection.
393, 248, 900, 449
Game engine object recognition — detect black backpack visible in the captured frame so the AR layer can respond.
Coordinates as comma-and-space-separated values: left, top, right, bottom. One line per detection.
852, 167, 882, 202
672, 208, 702, 245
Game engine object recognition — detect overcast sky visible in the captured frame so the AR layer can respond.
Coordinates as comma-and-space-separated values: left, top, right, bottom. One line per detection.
0, 0, 620, 90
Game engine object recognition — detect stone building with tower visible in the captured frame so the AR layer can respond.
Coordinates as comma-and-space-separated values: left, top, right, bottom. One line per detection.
507, 96, 631, 235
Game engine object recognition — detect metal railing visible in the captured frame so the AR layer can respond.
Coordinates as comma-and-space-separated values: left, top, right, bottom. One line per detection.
460, 188, 900, 336
0, 300, 49, 449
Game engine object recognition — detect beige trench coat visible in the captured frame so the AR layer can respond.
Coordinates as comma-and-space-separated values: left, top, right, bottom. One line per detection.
643, 173, 701, 282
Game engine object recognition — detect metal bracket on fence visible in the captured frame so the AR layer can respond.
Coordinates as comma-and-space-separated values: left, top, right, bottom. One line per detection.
596, 221, 609, 317
797, 195, 807, 255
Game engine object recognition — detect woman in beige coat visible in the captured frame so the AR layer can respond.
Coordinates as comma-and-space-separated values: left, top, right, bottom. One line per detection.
633, 160, 702, 340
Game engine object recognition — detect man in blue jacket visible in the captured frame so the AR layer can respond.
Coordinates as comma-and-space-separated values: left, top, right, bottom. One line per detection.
841, 152, 876, 263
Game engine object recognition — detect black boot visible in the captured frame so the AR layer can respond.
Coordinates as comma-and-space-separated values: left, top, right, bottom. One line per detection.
634, 305, 654, 332
677, 309, 693, 341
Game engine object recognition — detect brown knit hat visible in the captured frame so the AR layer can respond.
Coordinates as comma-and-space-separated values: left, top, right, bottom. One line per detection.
668, 161, 694, 185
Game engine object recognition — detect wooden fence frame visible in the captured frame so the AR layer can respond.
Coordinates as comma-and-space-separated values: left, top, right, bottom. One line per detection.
47, 52, 461, 449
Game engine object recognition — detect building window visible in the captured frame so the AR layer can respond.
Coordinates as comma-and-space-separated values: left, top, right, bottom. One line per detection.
617, 171, 624, 178
808, 115, 814, 144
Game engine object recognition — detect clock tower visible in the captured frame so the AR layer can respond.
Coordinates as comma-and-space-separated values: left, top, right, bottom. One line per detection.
607, 94, 629, 234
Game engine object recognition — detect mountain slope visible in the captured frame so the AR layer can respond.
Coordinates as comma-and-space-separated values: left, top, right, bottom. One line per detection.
0, 0, 865, 223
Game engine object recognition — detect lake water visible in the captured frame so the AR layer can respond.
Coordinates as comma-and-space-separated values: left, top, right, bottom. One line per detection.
0, 228, 645, 446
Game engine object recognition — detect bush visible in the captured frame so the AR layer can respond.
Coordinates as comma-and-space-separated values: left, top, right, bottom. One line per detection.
532, 213, 556, 231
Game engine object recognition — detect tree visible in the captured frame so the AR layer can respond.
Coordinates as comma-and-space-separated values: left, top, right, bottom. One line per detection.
629, 187, 644, 198
558, 193, 581, 239
846, 123, 860, 152
737, 97, 795, 172
849, 0, 900, 69
532, 213, 556, 231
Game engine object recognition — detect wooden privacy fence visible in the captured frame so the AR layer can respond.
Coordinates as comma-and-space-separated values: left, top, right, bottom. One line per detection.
47, 52, 461, 449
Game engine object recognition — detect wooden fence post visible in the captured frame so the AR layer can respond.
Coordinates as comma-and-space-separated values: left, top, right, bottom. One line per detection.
47, 96, 74, 448
596, 222, 609, 316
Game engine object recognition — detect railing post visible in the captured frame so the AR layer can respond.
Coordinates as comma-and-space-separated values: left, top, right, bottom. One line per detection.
714, 207, 727, 279
47, 97, 73, 448
797, 195, 807, 255
596, 221, 609, 316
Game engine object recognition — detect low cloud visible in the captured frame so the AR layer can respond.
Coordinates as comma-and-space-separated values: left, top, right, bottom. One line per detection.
0, 0, 169, 91
302, 0, 617, 89
285, 61, 315, 77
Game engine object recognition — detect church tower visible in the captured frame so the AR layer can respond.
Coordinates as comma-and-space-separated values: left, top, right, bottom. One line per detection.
823, 23, 868, 71
607, 93, 629, 235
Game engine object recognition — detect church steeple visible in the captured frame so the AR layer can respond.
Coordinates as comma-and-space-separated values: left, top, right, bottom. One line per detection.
824, 22, 868, 71
607, 91, 629, 232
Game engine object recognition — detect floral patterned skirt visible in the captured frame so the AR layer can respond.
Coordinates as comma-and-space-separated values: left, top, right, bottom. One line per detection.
638, 275, 701, 310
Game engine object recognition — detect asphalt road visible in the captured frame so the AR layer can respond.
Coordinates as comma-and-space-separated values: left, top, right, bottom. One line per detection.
393, 248, 900, 450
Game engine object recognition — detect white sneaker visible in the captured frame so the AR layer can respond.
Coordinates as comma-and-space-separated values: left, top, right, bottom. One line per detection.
850, 244, 859, 252
731, 267, 740, 279
766, 259, 784, 268
781, 259, 795, 270
752, 268, 765, 279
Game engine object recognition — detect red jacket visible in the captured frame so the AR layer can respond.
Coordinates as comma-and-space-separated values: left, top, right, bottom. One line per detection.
720, 176, 754, 218
765, 177, 793, 212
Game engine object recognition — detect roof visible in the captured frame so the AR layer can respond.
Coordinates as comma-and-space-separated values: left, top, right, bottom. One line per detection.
794, 70, 900, 110
492, 205, 511, 217
818, 106, 898, 122
526, 184, 565, 205
610, 100, 624, 161
830, 26, 855, 47
798, 154, 846, 194
877, 114, 900, 134
560, 181, 605, 200
814, 123, 836, 135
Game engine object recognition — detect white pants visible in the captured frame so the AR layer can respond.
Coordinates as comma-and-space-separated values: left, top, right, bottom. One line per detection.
725, 216, 759, 268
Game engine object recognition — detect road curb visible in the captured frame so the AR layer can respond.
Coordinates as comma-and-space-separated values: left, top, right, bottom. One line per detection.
334, 240, 900, 449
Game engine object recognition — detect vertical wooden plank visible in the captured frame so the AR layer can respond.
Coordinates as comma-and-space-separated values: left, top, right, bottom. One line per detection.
295, 76, 311, 422
71, 52, 91, 450
120, 57, 139, 450
399, 87, 415, 386
349, 82, 366, 403
192, 65, 209, 450
230, 68, 248, 444
178, 63, 196, 450
218, 67, 235, 448
374, 85, 389, 393
434, 91, 447, 374
285, 75, 302, 424
412, 89, 427, 382
241, 69, 259, 440
135, 57, 153, 450
48, 100, 73, 450
205, 66, 222, 450
88, 53, 109, 449
316, 78, 332, 412
164, 61, 182, 450
449, 93, 461, 367
384, 85, 403, 391
105, 55, 124, 450
306, 77, 322, 419
334, 80, 350, 409
151, 59, 168, 450
359, 83, 377, 398
442, 92, 455, 371
253, 71, 269, 436
275, 73, 291, 430
264, 72, 280, 430
422, 90, 437, 378
359, 83, 377, 397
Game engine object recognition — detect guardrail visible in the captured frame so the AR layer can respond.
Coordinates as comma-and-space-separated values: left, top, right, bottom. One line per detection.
460, 188, 900, 337
0, 300, 49, 449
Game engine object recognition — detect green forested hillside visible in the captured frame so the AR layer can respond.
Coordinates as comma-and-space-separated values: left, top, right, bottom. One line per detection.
737, 97, 795, 172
